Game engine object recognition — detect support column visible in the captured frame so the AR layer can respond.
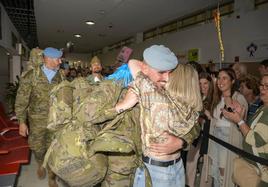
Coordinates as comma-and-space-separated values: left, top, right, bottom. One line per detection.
135, 32, 143, 44
10, 55, 21, 83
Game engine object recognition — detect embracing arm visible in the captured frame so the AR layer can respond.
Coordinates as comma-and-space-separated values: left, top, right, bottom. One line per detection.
128, 59, 143, 79
148, 125, 201, 155
115, 88, 138, 113
181, 122, 201, 146
148, 132, 185, 155
115, 60, 145, 113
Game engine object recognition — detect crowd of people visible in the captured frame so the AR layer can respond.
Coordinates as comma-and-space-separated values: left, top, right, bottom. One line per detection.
58, 56, 112, 83
14, 45, 268, 187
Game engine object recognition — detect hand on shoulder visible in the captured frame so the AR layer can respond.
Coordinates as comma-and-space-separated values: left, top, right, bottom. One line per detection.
128, 59, 143, 79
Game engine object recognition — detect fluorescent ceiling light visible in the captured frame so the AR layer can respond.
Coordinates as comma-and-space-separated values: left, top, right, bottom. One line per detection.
74, 34, 81, 38
86, 21, 95, 25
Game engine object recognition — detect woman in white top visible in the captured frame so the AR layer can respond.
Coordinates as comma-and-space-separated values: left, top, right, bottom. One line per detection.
206, 68, 248, 187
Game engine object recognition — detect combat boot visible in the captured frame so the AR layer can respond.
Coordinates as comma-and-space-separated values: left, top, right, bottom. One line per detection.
37, 165, 46, 179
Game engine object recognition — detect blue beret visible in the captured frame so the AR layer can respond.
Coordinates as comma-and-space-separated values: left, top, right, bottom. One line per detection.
143, 45, 178, 71
43, 47, 63, 58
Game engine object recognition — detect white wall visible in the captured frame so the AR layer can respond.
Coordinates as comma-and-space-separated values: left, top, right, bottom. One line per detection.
0, 3, 29, 83
0, 4, 18, 103
0, 4, 23, 53
99, 5, 268, 66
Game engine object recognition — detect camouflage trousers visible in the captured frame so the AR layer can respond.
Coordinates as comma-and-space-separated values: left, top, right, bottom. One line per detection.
28, 117, 54, 164
101, 154, 136, 187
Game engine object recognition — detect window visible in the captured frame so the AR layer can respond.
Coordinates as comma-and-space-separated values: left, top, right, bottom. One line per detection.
144, 28, 158, 40
143, 1, 234, 41
159, 21, 177, 35
108, 37, 134, 51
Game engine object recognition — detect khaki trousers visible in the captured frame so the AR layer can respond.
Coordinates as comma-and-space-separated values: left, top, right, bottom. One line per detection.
233, 158, 260, 187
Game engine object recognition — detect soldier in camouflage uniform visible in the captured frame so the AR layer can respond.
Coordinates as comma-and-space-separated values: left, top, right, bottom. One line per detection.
86, 56, 104, 83
43, 61, 200, 187
15, 47, 63, 187
115, 45, 202, 187
100, 61, 201, 187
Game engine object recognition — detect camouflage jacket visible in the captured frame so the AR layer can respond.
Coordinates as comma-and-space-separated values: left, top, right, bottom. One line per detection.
44, 78, 199, 187
44, 81, 142, 187
15, 65, 62, 124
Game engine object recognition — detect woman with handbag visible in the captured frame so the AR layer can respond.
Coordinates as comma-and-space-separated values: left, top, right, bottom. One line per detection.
222, 73, 268, 187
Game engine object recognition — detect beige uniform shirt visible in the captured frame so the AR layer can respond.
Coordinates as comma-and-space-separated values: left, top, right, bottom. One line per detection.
132, 72, 199, 160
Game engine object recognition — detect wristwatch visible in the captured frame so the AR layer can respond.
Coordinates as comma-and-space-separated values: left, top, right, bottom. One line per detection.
237, 119, 245, 126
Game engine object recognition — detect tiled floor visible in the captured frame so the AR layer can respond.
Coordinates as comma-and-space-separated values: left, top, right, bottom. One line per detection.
16, 153, 66, 187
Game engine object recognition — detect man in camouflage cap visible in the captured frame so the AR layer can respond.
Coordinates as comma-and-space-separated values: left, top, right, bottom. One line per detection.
86, 56, 104, 83
15, 47, 63, 187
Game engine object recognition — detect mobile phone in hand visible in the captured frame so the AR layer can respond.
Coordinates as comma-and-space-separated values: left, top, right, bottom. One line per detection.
224, 105, 234, 112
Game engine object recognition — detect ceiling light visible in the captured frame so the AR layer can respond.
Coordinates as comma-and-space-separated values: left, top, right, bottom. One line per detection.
86, 21, 95, 25
66, 41, 74, 48
74, 34, 81, 38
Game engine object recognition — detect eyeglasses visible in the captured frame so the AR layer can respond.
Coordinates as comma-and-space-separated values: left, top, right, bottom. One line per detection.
259, 83, 268, 90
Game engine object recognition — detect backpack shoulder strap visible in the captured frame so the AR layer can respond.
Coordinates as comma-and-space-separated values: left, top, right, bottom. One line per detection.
31, 65, 41, 87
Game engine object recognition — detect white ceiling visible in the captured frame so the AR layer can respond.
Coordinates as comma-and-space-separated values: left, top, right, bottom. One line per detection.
34, 0, 224, 53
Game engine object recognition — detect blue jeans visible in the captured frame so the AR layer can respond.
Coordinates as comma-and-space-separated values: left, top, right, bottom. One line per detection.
133, 159, 185, 187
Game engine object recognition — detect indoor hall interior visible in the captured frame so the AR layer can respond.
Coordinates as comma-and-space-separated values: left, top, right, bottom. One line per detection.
0, 0, 268, 187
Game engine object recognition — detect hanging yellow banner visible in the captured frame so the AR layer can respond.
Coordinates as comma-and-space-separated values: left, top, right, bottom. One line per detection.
188, 48, 199, 62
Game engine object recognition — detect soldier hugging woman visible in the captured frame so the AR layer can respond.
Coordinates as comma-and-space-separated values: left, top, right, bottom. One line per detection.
43, 45, 202, 187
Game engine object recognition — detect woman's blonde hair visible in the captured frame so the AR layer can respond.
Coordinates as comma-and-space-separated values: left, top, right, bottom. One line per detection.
167, 64, 203, 111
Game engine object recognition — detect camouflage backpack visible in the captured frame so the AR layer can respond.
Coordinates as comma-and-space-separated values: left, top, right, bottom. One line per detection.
44, 77, 131, 187
20, 48, 44, 87
47, 77, 122, 130
27, 48, 44, 71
